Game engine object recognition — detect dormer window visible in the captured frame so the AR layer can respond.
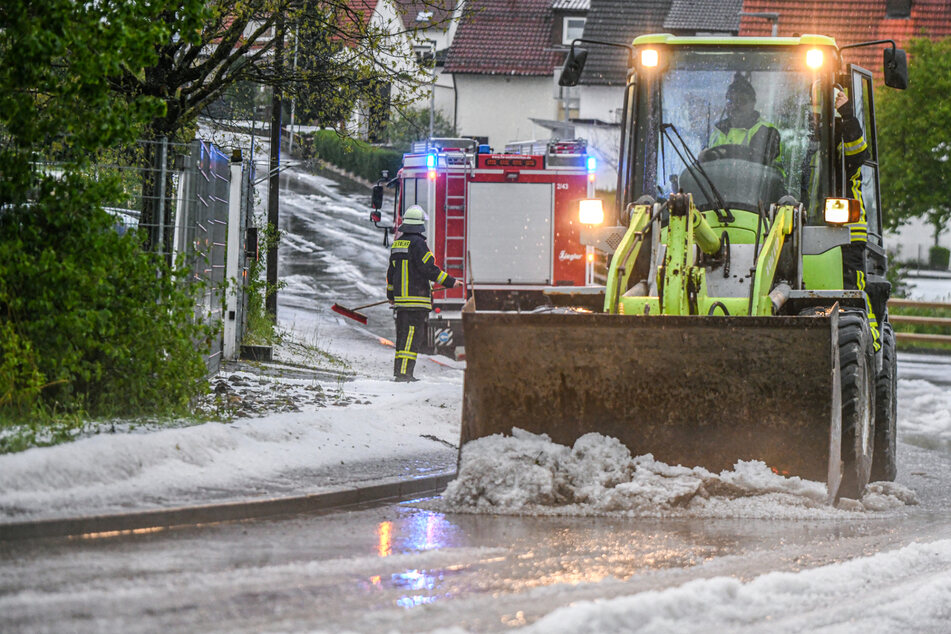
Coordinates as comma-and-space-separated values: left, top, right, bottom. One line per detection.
885, 0, 912, 18
562, 17, 586, 45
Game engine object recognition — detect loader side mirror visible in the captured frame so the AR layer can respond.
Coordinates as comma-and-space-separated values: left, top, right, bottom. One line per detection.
883, 48, 908, 90
371, 183, 384, 209
559, 47, 588, 87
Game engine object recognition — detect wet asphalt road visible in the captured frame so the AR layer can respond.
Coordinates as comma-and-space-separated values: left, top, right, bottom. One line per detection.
3, 164, 951, 633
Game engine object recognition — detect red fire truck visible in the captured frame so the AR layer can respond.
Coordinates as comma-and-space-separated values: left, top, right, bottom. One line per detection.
370, 137, 601, 358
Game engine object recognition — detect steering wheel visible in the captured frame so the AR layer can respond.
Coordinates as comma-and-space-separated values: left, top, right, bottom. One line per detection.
698, 144, 757, 163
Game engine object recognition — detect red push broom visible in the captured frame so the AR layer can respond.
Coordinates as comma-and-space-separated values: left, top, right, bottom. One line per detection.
331, 299, 390, 325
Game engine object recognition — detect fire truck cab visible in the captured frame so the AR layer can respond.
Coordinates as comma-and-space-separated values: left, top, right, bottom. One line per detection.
371, 137, 600, 358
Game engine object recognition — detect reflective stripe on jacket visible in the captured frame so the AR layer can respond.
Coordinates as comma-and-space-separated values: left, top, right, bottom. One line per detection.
386, 232, 455, 310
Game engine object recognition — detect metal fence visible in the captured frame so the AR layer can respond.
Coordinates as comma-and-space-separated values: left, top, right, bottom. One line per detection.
91, 138, 254, 375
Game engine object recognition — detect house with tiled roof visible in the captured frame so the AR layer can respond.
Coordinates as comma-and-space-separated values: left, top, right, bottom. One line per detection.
443, 0, 572, 148
739, 0, 951, 77
570, 0, 739, 187
334, 0, 462, 140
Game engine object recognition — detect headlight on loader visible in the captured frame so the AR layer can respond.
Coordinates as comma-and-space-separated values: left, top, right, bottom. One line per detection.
824, 197, 861, 225
579, 199, 604, 225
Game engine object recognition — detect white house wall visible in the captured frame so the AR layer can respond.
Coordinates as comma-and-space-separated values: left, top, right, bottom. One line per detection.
454, 75, 557, 149
885, 218, 951, 266
579, 84, 625, 124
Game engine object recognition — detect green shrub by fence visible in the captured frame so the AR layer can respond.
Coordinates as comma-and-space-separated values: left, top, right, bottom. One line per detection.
300, 131, 403, 183
929, 245, 950, 270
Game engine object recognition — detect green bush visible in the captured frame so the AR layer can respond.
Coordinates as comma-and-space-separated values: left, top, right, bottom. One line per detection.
0, 174, 212, 421
300, 130, 403, 182
929, 245, 950, 270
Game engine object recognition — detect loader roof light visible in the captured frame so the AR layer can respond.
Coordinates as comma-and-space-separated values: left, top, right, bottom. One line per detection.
806, 48, 824, 69
641, 48, 659, 67
824, 197, 861, 225
579, 198, 604, 225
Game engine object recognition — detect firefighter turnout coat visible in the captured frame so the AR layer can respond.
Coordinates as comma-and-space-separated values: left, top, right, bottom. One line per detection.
386, 228, 456, 310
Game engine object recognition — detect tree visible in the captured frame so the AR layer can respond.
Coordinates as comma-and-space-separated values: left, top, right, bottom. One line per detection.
0, 1, 210, 421
877, 37, 951, 245
384, 107, 456, 150
113, 0, 455, 243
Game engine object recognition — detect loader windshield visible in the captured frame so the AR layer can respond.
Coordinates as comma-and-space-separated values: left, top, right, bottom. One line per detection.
637, 46, 832, 216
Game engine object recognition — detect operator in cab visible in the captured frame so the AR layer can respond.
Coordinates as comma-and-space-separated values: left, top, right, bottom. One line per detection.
386, 205, 458, 382
700, 73, 785, 173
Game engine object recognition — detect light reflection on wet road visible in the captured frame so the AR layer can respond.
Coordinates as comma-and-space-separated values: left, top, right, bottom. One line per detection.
4, 484, 951, 633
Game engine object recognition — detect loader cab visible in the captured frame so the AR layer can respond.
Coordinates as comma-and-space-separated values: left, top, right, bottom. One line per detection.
625, 39, 840, 226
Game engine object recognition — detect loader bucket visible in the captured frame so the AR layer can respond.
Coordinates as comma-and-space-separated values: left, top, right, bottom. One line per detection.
461, 311, 843, 498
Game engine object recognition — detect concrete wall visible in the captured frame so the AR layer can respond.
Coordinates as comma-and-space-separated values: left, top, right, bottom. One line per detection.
453, 75, 557, 149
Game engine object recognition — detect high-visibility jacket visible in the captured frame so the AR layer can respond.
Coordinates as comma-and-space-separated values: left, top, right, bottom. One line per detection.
708, 114, 784, 173
386, 229, 456, 310
838, 101, 870, 244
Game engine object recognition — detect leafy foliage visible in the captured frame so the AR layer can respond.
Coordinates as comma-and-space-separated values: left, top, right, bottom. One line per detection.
384, 107, 457, 152
877, 37, 951, 242
300, 131, 403, 182
0, 1, 211, 423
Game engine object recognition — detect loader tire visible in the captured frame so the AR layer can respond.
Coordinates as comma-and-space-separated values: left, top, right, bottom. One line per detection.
836, 311, 876, 501
871, 322, 898, 482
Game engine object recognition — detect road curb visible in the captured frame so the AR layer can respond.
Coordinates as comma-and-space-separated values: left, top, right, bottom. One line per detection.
0, 472, 456, 542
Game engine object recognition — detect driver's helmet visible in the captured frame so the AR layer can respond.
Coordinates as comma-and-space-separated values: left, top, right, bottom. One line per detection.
726, 73, 756, 106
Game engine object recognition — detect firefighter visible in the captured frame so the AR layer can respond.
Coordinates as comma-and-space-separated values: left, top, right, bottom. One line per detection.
386, 205, 457, 381
701, 73, 784, 172
801, 82, 880, 351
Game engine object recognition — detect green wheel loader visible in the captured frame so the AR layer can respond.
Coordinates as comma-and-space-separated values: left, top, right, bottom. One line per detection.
460, 34, 908, 501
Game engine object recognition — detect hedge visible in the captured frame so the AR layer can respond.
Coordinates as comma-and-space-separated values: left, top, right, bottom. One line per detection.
299, 131, 403, 183
929, 245, 950, 270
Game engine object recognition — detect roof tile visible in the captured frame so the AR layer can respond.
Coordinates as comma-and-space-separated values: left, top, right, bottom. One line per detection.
580, 0, 674, 85
444, 0, 564, 75
664, 0, 742, 33
739, 0, 951, 75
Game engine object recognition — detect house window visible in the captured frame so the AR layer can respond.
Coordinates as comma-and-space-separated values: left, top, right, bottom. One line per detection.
563, 17, 586, 45
885, 0, 912, 18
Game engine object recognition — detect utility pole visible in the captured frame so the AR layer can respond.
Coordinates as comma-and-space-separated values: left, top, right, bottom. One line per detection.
267, 12, 285, 321
287, 25, 300, 155
429, 40, 436, 139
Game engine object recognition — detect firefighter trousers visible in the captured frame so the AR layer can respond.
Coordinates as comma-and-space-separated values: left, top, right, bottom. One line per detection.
394, 309, 427, 379
843, 242, 881, 352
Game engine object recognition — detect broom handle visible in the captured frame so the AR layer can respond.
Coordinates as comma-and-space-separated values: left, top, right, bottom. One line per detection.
351, 299, 392, 311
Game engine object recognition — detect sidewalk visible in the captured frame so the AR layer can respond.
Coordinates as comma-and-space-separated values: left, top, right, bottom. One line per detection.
0, 309, 464, 528
905, 268, 951, 279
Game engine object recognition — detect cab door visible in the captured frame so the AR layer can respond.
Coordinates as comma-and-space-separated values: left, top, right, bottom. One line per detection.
849, 66, 885, 276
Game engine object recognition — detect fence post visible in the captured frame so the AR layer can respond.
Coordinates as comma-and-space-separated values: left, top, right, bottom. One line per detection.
223, 148, 244, 360
155, 136, 168, 254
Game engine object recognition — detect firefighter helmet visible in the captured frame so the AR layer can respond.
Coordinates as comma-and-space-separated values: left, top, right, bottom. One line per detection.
402, 205, 426, 225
